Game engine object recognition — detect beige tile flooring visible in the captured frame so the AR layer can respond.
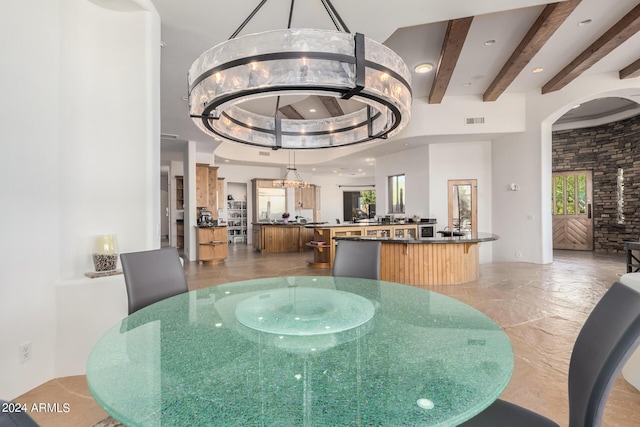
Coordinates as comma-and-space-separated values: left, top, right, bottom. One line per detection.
15, 244, 640, 426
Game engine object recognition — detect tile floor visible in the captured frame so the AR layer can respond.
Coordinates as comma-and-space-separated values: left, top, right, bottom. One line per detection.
14, 244, 640, 426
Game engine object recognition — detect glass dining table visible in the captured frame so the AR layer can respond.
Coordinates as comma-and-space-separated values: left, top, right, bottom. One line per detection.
87, 276, 513, 426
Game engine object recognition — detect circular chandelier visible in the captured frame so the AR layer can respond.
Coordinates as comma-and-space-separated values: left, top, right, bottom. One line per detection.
188, 0, 412, 150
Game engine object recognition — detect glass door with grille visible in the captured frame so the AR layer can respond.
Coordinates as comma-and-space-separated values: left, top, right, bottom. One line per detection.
552, 170, 593, 250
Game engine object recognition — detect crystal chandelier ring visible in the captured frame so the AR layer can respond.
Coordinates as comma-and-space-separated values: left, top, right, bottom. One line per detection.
188, 1, 412, 150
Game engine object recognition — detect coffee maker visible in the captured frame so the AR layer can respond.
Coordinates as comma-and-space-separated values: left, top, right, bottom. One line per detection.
197, 207, 216, 227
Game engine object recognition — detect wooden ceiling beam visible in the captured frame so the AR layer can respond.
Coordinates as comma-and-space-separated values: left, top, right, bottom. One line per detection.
319, 96, 344, 117
620, 57, 640, 79
278, 104, 304, 120
542, 3, 640, 94
428, 17, 474, 104
483, 0, 582, 102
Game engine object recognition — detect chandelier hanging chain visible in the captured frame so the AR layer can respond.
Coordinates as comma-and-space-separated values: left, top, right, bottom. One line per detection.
320, 0, 350, 33
229, 0, 348, 41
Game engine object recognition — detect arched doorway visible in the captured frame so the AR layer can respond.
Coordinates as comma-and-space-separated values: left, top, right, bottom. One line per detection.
551, 96, 640, 252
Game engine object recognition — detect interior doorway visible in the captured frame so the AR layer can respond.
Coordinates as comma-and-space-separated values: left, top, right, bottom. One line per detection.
552, 170, 593, 250
447, 179, 477, 233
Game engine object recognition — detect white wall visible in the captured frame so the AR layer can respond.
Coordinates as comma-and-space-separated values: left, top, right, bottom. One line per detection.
1, 0, 60, 400
375, 145, 430, 219
0, 0, 160, 398
428, 141, 493, 263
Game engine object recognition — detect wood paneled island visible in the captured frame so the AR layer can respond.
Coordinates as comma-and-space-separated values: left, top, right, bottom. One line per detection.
305, 223, 418, 268
333, 233, 498, 286
252, 223, 317, 253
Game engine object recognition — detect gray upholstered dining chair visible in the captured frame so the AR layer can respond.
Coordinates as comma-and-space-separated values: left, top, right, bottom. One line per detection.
0, 401, 39, 427
332, 240, 381, 280
120, 247, 188, 315
459, 280, 640, 427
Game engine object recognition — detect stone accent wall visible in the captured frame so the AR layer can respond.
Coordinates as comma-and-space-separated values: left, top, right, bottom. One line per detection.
552, 114, 640, 254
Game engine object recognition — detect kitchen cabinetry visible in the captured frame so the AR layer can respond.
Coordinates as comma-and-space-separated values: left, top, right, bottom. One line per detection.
176, 220, 184, 249
227, 200, 247, 243
196, 164, 220, 218
175, 175, 184, 248
196, 226, 228, 264
295, 184, 321, 222
176, 176, 184, 210
307, 224, 418, 268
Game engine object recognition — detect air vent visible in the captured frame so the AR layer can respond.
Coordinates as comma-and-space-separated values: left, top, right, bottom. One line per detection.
258, 151, 271, 156
160, 133, 178, 139
465, 117, 485, 125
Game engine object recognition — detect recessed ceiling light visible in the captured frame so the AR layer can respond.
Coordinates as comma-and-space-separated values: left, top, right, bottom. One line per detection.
224, 159, 230, 162
532, 67, 544, 74
309, 108, 316, 113
311, 167, 316, 171
414, 63, 434, 74
578, 19, 593, 26
484, 39, 496, 46
571, 104, 581, 109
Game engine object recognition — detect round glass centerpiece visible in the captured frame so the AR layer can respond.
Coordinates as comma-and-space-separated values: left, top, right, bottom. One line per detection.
235, 287, 375, 336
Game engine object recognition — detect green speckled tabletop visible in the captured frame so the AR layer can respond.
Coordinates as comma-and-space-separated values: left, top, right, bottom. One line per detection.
87, 276, 513, 426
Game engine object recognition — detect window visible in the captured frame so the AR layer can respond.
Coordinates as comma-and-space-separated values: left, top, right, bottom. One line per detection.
388, 174, 405, 213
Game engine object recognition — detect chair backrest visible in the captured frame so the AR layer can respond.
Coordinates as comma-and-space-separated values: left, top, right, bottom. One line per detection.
120, 247, 188, 315
332, 240, 381, 280
0, 400, 39, 427
568, 280, 640, 427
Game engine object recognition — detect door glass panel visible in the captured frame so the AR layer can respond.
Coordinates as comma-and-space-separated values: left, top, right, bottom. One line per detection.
448, 180, 477, 233
578, 174, 587, 214
555, 176, 564, 215
566, 176, 575, 215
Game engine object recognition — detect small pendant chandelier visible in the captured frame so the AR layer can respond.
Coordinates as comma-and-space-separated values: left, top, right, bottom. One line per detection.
188, 0, 412, 150
273, 151, 309, 188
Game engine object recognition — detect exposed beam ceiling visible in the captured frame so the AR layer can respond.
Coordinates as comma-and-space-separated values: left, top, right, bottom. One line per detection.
483, 0, 582, 102
278, 104, 304, 120
542, 3, 640, 94
428, 17, 473, 104
620, 57, 640, 79
319, 96, 345, 117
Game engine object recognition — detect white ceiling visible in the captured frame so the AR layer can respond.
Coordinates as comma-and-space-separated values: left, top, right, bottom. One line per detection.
156, 0, 640, 175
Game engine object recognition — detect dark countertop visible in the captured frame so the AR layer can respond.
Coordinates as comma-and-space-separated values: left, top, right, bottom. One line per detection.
304, 222, 417, 228
253, 222, 328, 226
333, 232, 499, 244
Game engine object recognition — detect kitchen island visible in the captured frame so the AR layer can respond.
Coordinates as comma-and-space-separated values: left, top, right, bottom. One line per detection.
252, 222, 324, 253
333, 233, 498, 286
305, 223, 419, 268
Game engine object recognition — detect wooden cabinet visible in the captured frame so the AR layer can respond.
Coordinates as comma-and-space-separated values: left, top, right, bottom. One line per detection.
294, 185, 321, 222
176, 176, 184, 210
196, 164, 220, 218
196, 227, 228, 264
295, 186, 315, 209
176, 220, 184, 249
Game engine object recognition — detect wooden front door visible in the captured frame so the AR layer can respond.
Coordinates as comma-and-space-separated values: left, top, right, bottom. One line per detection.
552, 170, 593, 250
